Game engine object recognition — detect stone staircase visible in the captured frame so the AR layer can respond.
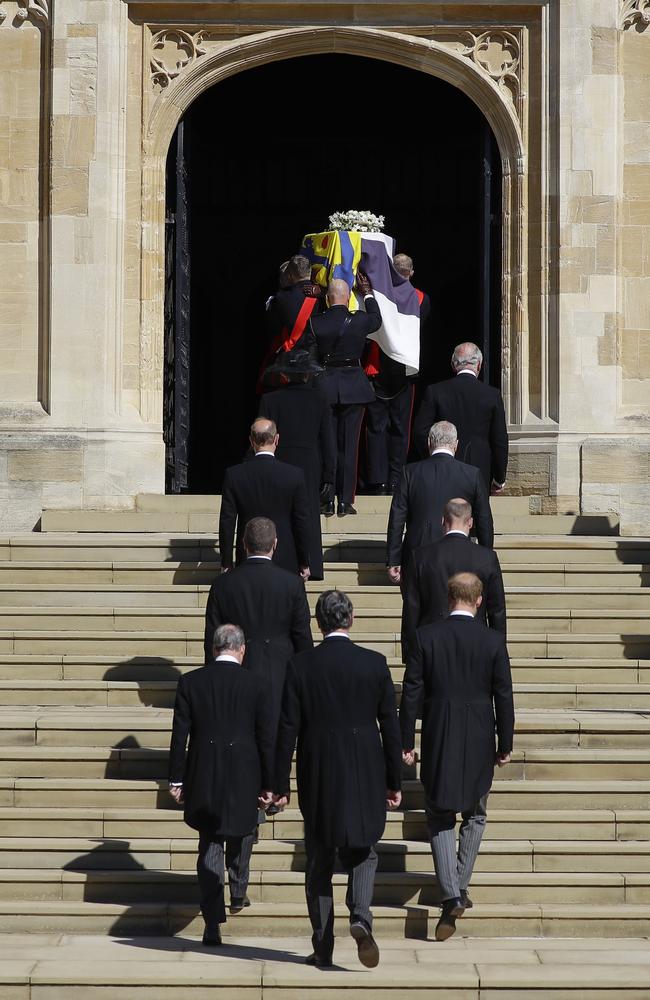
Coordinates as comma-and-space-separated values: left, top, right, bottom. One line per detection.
0, 493, 650, 996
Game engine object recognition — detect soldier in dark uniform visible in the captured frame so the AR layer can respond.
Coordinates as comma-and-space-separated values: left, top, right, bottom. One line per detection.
364, 253, 431, 495
259, 352, 335, 580
310, 273, 382, 516
263, 255, 324, 369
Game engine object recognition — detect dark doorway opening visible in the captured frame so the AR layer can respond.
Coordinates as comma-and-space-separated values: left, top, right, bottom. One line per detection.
164, 54, 502, 493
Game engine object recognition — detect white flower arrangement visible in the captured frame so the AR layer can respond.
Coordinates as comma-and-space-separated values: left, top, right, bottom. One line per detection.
328, 210, 385, 234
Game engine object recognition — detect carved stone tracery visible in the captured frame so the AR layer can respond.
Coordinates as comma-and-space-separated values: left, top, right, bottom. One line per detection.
150, 28, 207, 92
429, 29, 521, 110
622, 0, 650, 30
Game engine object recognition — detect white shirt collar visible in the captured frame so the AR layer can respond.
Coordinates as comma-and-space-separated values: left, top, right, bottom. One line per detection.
247, 555, 272, 561
449, 610, 475, 619
457, 369, 478, 377
324, 630, 350, 639
445, 529, 469, 538
215, 654, 240, 664
255, 451, 275, 457
432, 448, 455, 458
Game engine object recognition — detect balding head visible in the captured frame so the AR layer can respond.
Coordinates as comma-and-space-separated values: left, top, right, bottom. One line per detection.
428, 420, 458, 455
393, 253, 414, 279
447, 572, 483, 615
250, 417, 278, 453
327, 278, 350, 306
452, 342, 483, 373
443, 498, 473, 535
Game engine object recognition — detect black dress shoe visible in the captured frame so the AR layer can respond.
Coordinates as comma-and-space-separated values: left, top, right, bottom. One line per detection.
202, 926, 223, 946
434, 897, 465, 942
305, 952, 333, 968
337, 502, 357, 516
350, 920, 380, 968
229, 895, 251, 914
460, 889, 473, 909
320, 501, 335, 516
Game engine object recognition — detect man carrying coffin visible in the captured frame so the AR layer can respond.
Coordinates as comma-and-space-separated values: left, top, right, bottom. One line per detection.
310, 274, 382, 516
274, 590, 402, 968
400, 573, 514, 942
168, 624, 274, 945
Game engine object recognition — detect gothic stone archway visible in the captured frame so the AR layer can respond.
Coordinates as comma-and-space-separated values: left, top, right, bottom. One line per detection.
136, 24, 540, 436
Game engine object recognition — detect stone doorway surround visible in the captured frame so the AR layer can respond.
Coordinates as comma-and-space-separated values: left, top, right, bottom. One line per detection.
131, 9, 553, 445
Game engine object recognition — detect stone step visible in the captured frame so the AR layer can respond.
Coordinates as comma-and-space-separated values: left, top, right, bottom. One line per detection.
1, 677, 649, 713
0, 746, 649, 781
2, 655, 647, 689
40, 508, 619, 536
0, 629, 648, 659
135, 492, 534, 515
1, 533, 649, 565
0, 835, 650, 875
2, 560, 650, 588
2, 582, 650, 612
0, 806, 645, 843
2, 935, 650, 996
0, 899, 647, 939
6, 777, 650, 810
0, 867, 645, 906
3, 605, 650, 636
1, 709, 648, 750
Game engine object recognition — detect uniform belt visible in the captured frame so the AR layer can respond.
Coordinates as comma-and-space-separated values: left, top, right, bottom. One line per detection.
324, 359, 361, 369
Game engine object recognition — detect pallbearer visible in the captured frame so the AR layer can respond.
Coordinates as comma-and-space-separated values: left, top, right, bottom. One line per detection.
400, 573, 514, 941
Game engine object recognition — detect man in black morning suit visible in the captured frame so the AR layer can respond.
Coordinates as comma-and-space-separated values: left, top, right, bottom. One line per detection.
168, 624, 274, 946
219, 418, 311, 577
414, 342, 509, 493
259, 351, 335, 580
205, 517, 313, 731
386, 420, 494, 588
310, 273, 382, 515
274, 590, 402, 969
404, 498, 507, 653
400, 574, 514, 942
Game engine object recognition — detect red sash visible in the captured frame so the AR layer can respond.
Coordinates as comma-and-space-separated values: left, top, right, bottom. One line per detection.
257, 295, 319, 392
415, 287, 425, 306
363, 340, 381, 378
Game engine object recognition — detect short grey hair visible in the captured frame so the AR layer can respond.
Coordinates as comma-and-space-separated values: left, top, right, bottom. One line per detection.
289, 254, 311, 280
213, 624, 245, 655
428, 420, 458, 450
315, 590, 353, 632
452, 342, 483, 371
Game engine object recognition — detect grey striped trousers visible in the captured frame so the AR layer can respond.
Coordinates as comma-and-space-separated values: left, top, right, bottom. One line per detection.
197, 831, 255, 928
425, 793, 489, 901
304, 829, 378, 959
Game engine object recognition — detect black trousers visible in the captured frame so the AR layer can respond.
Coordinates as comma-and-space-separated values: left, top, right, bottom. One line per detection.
365, 385, 415, 488
332, 403, 365, 503
304, 829, 378, 959
197, 830, 255, 928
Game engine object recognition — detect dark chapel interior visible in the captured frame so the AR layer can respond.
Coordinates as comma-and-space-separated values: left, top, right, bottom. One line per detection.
164, 53, 502, 493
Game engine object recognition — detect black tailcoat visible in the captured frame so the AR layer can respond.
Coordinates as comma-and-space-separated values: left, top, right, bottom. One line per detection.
259, 383, 335, 579
219, 455, 310, 573
400, 615, 514, 813
386, 453, 494, 569
169, 659, 274, 836
404, 533, 507, 639
275, 637, 402, 848
311, 298, 382, 405
203, 557, 313, 729
414, 374, 509, 490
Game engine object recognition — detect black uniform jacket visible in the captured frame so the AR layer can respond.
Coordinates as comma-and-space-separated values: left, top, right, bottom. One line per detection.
414, 374, 509, 489
275, 637, 402, 848
168, 659, 274, 836
266, 280, 323, 343
203, 557, 313, 727
219, 455, 310, 573
259, 383, 335, 580
404, 532, 507, 639
311, 298, 382, 405
400, 615, 514, 813
386, 453, 494, 568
